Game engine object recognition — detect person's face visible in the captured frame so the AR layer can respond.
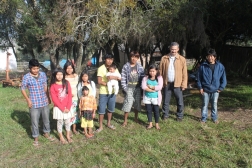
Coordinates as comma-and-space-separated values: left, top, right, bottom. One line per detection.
109, 67, 116, 73
105, 58, 113, 67
83, 90, 89, 96
149, 68, 157, 77
206, 55, 216, 64
65, 65, 73, 75
130, 56, 139, 65
56, 72, 63, 81
170, 46, 179, 56
30, 66, 40, 76
82, 74, 89, 82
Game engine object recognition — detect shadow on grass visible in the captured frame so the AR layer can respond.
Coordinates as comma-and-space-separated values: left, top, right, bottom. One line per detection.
11, 109, 58, 139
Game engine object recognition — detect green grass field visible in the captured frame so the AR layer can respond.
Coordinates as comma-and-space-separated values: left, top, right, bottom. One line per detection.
1, 80, 252, 167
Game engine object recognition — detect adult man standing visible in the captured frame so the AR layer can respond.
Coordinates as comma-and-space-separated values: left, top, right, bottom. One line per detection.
197, 49, 227, 124
21, 59, 54, 146
96, 53, 120, 133
159, 42, 188, 121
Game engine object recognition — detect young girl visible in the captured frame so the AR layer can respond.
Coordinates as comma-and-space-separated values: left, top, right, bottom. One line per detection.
77, 71, 96, 99
79, 86, 97, 138
64, 61, 79, 134
77, 71, 96, 134
50, 68, 73, 144
141, 65, 163, 130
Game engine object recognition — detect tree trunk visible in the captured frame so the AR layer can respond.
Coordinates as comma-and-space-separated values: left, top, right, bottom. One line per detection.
75, 43, 84, 74
50, 48, 59, 71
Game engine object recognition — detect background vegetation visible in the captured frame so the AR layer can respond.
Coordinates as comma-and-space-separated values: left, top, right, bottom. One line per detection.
1, 0, 252, 73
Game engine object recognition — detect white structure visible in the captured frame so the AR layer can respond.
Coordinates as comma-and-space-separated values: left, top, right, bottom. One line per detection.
0, 48, 17, 70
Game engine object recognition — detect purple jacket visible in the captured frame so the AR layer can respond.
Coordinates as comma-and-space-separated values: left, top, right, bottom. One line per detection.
141, 76, 163, 106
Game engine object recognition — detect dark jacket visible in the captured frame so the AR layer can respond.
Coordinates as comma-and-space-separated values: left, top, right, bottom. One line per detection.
197, 61, 227, 93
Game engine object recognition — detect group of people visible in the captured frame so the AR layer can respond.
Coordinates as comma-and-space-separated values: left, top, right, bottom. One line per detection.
21, 42, 227, 146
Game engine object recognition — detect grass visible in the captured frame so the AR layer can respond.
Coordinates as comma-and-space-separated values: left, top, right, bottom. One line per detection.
1, 80, 252, 167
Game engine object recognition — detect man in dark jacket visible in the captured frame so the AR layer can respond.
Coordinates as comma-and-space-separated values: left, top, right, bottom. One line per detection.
197, 49, 227, 124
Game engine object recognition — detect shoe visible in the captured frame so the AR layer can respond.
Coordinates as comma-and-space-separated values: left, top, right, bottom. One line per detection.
213, 120, 219, 124
67, 138, 73, 143
107, 125, 116, 130
162, 116, 168, 121
95, 128, 103, 133
200, 120, 206, 124
59, 139, 68, 145
177, 118, 183, 122
33, 141, 39, 147
43, 134, 55, 142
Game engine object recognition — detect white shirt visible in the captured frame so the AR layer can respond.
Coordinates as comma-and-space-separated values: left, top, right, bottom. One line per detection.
167, 56, 175, 82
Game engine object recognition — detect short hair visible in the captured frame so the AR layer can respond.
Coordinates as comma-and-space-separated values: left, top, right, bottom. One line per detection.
170, 42, 179, 48
82, 86, 89, 91
109, 63, 117, 70
29, 59, 40, 69
129, 51, 140, 58
207, 48, 217, 57
103, 53, 114, 60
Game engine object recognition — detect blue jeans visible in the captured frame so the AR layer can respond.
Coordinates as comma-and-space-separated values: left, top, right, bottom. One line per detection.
162, 83, 184, 119
29, 105, 51, 138
201, 92, 219, 122
98, 94, 116, 114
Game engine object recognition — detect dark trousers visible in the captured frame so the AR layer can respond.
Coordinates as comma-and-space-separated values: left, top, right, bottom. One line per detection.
162, 83, 184, 119
146, 104, 160, 123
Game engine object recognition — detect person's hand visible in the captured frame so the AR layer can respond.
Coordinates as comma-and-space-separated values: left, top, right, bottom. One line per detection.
200, 89, 204, 95
79, 111, 82, 118
181, 87, 185, 91
64, 109, 70, 113
217, 90, 221, 93
92, 113, 96, 119
72, 94, 74, 97
27, 99, 32, 108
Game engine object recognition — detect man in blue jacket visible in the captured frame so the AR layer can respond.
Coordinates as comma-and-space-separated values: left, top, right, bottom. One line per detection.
197, 49, 227, 124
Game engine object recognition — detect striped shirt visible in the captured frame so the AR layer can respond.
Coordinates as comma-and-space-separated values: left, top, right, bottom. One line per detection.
21, 72, 48, 108
168, 56, 175, 82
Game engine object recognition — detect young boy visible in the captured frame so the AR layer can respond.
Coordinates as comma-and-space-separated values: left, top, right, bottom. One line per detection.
79, 86, 97, 138
106, 64, 121, 95
21, 59, 54, 146
121, 51, 145, 127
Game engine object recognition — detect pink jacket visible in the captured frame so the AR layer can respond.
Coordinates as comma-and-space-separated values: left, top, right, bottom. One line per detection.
141, 76, 163, 106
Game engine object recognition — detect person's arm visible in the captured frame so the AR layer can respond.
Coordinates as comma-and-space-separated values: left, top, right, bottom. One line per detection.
197, 66, 204, 95
91, 81, 96, 97
142, 76, 154, 92
21, 89, 32, 108
20, 77, 32, 108
66, 82, 72, 111
218, 65, 227, 92
121, 65, 127, 91
181, 58, 188, 90
97, 76, 107, 86
42, 72, 51, 104
77, 83, 82, 99
154, 76, 163, 91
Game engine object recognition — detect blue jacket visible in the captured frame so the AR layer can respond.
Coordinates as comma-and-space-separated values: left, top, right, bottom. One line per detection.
197, 61, 227, 93
121, 62, 145, 91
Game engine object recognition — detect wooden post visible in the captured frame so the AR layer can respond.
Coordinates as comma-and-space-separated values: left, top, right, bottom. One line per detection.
5, 52, 11, 81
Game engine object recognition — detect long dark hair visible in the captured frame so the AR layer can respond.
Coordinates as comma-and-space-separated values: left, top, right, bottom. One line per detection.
50, 68, 68, 94
78, 70, 90, 86
63, 60, 76, 75
147, 64, 160, 81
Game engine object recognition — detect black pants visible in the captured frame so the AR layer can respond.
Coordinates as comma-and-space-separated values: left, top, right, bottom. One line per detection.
146, 104, 160, 123
162, 83, 184, 119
